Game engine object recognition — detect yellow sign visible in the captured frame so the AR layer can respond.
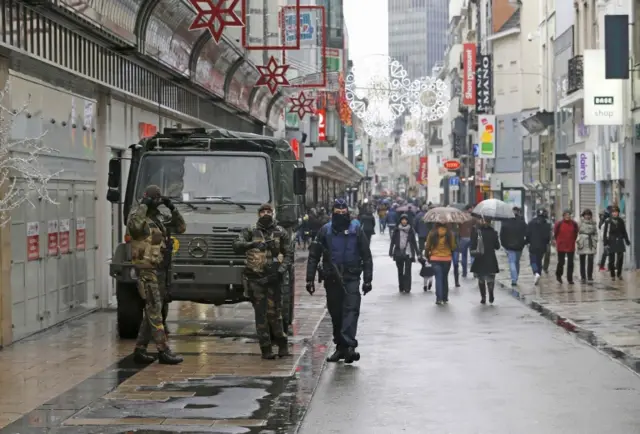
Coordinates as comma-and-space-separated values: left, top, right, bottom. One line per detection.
171, 237, 180, 253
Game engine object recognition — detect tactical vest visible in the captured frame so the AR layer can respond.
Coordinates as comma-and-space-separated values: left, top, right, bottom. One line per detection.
245, 227, 282, 275
325, 221, 360, 266
130, 215, 166, 268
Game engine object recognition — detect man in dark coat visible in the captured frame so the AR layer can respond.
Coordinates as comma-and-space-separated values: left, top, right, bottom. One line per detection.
602, 205, 630, 280
598, 205, 613, 270
499, 206, 528, 286
357, 208, 376, 245
526, 209, 552, 285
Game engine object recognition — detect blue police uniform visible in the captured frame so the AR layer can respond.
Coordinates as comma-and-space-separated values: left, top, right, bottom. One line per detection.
306, 200, 373, 363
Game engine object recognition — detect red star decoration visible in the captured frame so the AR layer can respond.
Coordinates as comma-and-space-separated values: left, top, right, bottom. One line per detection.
256, 56, 290, 94
288, 92, 315, 120
188, 0, 244, 43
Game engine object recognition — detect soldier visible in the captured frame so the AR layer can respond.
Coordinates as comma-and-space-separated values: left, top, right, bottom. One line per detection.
233, 203, 294, 359
305, 198, 373, 364
128, 185, 185, 365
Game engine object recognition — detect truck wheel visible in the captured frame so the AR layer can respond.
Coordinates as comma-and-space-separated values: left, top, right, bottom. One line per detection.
116, 282, 144, 339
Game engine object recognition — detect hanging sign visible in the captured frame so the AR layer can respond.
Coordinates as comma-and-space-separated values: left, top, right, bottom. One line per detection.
577, 151, 595, 183
290, 138, 300, 159
59, 219, 70, 254
27, 221, 40, 261
76, 217, 86, 250
417, 156, 428, 184
317, 109, 326, 141
443, 159, 461, 171
462, 43, 477, 106
47, 220, 59, 256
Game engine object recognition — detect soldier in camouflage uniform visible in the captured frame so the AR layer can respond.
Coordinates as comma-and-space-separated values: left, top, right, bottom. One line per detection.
127, 185, 186, 365
233, 203, 294, 359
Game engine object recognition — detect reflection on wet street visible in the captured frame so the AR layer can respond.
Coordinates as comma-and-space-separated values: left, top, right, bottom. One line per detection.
298, 235, 640, 434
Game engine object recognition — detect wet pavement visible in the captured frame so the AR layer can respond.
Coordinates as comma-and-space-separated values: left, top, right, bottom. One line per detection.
493, 250, 640, 374
0, 255, 332, 433
299, 234, 640, 434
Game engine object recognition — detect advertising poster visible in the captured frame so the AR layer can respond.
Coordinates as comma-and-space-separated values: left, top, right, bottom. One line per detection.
27, 221, 40, 261
59, 219, 70, 254
462, 43, 476, 106
76, 217, 86, 250
417, 156, 428, 185
478, 115, 496, 158
47, 220, 59, 256
583, 49, 624, 126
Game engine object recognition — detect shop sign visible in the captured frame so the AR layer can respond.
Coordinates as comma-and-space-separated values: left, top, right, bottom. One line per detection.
76, 217, 86, 250
577, 151, 595, 183
27, 221, 40, 261
317, 109, 326, 141
139, 123, 157, 139
475, 54, 493, 114
584, 49, 624, 126
555, 153, 571, 171
417, 156, 428, 184
284, 11, 314, 43
462, 43, 476, 106
59, 219, 70, 254
47, 220, 59, 256
443, 159, 461, 170
610, 142, 621, 180
449, 176, 460, 191
326, 48, 342, 72
478, 115, 495, 158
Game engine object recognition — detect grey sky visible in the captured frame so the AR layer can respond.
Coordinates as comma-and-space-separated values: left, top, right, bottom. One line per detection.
344, 0, 388, 66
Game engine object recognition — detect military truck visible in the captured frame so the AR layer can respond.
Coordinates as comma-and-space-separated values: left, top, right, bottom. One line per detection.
106, 127, 306, 339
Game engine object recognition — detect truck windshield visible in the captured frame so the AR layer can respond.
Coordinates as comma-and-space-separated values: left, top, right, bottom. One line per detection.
135, 154, 270, 203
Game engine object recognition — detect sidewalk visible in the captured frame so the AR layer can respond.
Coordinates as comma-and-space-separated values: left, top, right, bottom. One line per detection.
493, 250, 640, 374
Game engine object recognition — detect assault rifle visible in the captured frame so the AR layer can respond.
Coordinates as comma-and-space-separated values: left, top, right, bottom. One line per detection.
163, 227, 173, 302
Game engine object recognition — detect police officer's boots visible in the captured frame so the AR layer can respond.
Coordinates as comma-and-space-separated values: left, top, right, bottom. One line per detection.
478, 281, 487, 304
133, 347, 156, 364
343, 347, 360, 364
277, 339, 291, 357
261, 346, 276, 360
158, 348, 184, 365
326, 347, 345, 362
487, 281, 495, 304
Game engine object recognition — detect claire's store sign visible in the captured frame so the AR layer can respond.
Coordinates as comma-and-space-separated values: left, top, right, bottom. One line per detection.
577, 151, 595, 183
462, 43, 476, 106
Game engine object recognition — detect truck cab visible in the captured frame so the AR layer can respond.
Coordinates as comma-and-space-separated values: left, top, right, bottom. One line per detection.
107, 128, 306, 339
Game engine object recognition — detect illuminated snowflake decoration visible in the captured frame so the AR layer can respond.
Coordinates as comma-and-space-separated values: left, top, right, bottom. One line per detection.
288, 91, 315, 120
188, 0, 244, 43
399, 129, 425, 156
406, 76, 451, 121
361, 104, 395, 138
256, 56, 290, 94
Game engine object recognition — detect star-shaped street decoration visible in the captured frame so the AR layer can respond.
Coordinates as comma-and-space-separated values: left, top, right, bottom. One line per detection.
188, 0, 244, 43
288, 91, 315, 120
256, 56, 290, 94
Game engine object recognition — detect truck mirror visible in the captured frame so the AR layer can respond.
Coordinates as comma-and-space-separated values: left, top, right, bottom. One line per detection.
293, 167, 306, 195
107, 158, 121, 203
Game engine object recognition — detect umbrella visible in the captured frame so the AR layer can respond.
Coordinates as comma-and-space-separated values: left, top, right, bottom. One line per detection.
423, 207, 472, 224
472, 199, 515, 220
396, 205, 410, 213
448, 203, 467, 211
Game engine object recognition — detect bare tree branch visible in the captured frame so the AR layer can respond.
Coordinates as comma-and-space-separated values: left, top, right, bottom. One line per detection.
0, 79, 62, 226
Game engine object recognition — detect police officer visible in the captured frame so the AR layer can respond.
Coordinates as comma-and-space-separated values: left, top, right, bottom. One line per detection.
306, 198, 373, 364
233, 203, 294, 359
127, 185, 185, 365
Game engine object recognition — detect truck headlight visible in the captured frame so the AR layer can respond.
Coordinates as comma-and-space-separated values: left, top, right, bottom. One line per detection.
129, 268, 137, 280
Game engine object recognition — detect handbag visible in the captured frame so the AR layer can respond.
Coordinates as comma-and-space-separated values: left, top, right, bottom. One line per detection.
420, 262, 435, 277
470, 229, 484, 257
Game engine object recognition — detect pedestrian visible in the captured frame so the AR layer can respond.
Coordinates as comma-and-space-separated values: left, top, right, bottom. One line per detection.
598, 205, 613, 271
425, 223, 456, 305
499, 206, 527, 286
553, 210, 579, 284
296, 213, 310, 249
452, 204, 474, 285
389, 214, 420, 293
525, 209, 552, 285
305, 198, 373, 364
470, 217, 501, 304
576, 209, 598, 283
377, 203, 388, 234
414, 205, 430, 255
386, 204, 398, 237
358, 207, 376, 245
233, 203, 294, 359
602, 206, 630, 280
127, 185, 185, 365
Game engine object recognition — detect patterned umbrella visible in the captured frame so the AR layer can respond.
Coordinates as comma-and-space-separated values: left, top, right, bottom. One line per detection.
472, 199, 515, 220
423, 207, 472, 224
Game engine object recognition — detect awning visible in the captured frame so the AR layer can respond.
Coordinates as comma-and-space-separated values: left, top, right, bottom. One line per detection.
305, 146, 363, 185
557, 89, 584, 109
521, 110, 555, 135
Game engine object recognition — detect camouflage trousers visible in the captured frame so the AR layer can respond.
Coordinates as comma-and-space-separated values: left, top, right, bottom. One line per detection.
249, 281, 286, 348
135, 269, 168, 351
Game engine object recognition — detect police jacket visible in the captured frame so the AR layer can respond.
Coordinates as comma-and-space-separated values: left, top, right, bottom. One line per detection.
306, 220, 373, 284
127, 204, 186, 268
233, 222, 293, 278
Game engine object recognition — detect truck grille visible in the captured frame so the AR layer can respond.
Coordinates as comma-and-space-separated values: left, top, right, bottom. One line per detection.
173, 234, 245, 261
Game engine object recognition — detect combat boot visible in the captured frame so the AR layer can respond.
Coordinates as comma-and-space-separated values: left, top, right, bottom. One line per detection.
343, 347, 360, 364
133, 347, 156, 364
478, 281, 487, 304
488, 281, 495, 304
261, 346, 276, 360
326, 347, 345, 362
158, 348, 184, 365
277, 339, 291, 357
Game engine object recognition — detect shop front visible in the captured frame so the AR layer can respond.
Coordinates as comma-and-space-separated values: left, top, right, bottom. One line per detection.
304, 147, 363, 207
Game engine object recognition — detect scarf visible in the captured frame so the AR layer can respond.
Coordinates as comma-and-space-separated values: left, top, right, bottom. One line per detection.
398, 224, 412, 255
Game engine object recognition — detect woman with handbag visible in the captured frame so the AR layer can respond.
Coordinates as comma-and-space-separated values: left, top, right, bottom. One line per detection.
470, 218, 501, 304
389, 214, 420, 293
425, 223, 456, 305
576, 209, 598, 283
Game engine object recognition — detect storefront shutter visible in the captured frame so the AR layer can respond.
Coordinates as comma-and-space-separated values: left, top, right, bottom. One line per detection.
579, 183, 597, 214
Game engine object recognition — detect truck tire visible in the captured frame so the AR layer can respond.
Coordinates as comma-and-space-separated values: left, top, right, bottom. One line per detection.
116, 282, 144, 339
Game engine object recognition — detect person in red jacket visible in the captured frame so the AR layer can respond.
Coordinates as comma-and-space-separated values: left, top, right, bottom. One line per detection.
554, 210, 579, 284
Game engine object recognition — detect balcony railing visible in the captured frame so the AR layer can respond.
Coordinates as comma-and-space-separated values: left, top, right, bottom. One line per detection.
567, 55, 583, 94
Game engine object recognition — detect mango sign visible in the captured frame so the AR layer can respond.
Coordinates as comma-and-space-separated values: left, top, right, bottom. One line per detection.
443, 159, 461, 170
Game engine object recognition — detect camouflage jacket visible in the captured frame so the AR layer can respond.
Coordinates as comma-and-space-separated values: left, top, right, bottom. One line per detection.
126, 204, 186, 268
233, 223, 293, 276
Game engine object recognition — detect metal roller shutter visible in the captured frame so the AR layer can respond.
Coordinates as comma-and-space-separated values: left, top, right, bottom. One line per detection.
579, 183, 597, 214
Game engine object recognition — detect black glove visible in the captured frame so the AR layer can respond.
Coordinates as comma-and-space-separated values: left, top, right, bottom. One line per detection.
162, 197, 175, 211
141, 196, 155, 207
362, 282, 372, 295
277, 265, 287, 275
306, 281, 315, 295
